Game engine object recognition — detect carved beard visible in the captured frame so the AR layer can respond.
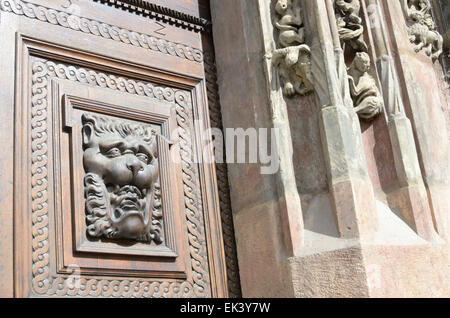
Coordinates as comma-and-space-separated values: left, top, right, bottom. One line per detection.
109, 185, 148, 222
84, 173, 163, 244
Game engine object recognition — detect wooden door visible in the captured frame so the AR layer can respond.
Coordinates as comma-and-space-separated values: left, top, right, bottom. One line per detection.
0, 0, 239, 298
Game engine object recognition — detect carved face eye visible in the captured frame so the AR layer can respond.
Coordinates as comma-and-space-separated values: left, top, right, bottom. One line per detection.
136, 153, 150, 164
105, 147, 121, 158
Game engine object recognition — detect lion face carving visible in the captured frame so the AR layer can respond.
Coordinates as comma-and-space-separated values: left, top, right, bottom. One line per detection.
82, 113, 163, 243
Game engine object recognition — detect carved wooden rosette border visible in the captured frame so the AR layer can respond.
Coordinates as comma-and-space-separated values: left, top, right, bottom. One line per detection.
31, 61, 50, 294
0, 0, 203, 63
30, 59, 210, 297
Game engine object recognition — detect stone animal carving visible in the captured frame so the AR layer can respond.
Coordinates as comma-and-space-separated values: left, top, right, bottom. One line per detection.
347, 52, 383, 119
268, 0, 313, 97
335, 0, 368, 52
266, 45, 314, 96
82, 113, 163, 243
407, 0, 431, 13
404, 0, 443, 61
408, 17, 443, 61
274, 0, 305, 48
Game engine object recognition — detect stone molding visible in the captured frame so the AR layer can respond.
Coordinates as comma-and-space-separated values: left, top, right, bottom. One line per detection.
93, 0, 211, 33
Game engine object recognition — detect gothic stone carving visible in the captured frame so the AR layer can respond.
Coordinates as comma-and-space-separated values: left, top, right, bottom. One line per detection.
268, 45, 314, 96
335, 0, 368, 52
348, 52, 384, 119
81, 114, 163, 243
334, 0, 382, 120
274, 0, 305, 47
266, 0, 313, 97
403, 0, 443, 61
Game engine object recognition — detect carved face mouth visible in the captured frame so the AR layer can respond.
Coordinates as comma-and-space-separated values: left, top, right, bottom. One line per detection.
109, 185, 148, 222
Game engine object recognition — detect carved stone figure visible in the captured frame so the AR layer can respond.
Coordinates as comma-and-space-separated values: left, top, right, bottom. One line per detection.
332, 0, 382, 120
82, 113, 163, 243
335, 0, 362, 24
266, 45, 314, 96
347, 52, 383, 119
335, 0, 368, 52
274, 0, 305, 48
404, 0, 443, 61
268, 0, 313, 97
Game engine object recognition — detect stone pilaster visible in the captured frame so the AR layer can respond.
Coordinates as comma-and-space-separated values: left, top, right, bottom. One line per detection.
306, 0, 379, 239
259, 0, 305, 257
362, 0, 438, 241
211, 0, 301, 297
384, 0, 450, 240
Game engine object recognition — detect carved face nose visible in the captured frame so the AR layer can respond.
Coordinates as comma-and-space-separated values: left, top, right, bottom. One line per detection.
126, 158, 144, 175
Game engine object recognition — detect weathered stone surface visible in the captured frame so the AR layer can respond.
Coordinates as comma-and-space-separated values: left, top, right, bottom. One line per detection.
211, 0, 304, 295
386, 0, 450, 240
233, 199, 295, 297
212, 0, 449, 298
289, 247, 369, 298
363, 244, 450, 297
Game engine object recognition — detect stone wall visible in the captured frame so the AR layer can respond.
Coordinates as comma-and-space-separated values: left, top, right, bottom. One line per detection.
211, 0, 450, 297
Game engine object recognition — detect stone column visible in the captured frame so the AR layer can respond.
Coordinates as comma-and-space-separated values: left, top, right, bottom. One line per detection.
362, 0, 438, 241
259, 0, 305, 257
210, 0, 302, 297
307, 0, 379, 240
384, 0, 450, 240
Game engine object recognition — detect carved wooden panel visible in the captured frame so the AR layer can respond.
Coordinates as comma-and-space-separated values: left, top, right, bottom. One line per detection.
1, 0, 241, 298
57, 79, 179, 259
26, 57, 211, 296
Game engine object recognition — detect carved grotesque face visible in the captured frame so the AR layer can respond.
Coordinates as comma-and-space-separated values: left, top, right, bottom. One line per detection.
82, 114, 162, 243
354, 52, 371, 72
